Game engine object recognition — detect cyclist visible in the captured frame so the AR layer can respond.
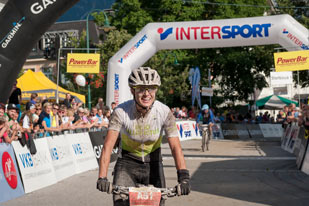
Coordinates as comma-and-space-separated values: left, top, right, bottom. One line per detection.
196, 104, 215, 151
97, 67, 191, 206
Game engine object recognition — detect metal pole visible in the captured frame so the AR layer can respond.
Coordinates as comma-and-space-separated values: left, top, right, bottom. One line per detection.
297, 70, 300, 106
208, 68, 212, 107
86, 13, 91, 109
56, 48, 61, 103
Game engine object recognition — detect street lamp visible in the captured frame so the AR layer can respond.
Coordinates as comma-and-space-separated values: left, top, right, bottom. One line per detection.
85, 9, 111, 109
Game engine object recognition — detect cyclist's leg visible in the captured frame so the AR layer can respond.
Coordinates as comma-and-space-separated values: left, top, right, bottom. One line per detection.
149, 161, 166, 206
112, 158, 137, 206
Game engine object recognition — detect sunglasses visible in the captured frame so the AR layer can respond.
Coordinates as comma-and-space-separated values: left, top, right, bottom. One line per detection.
133, 86, 158, 94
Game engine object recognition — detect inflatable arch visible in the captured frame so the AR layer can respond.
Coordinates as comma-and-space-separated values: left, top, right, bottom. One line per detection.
106, 14, 308, 107
0, 0, 79, 103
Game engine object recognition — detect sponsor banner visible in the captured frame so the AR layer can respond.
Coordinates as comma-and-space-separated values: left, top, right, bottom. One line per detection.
273, 86, 288, 95
221, 124, 238, 139
12, 139, 57, 193
88, 130, 119, 164
259, 124, 283, 138
296, 127, 308, 169
285, 125, 300, 153
67, 53, 100, 73
281, 125, 292, 149
235, 124, 250, 139
301, 129, 309, 175
274, 50, 309, 72
0, 143, 24, 203
212, 124, 224, 140
46, 135, 76, 182
201, 87, 213, 97
246, 124, 263, 138
65, 133, 98, 174
176, 120, 201, 141
270, 71, 293, 86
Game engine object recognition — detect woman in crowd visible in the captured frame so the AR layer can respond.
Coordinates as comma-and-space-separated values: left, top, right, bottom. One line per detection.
40, 102, 61, 135
0, 116, 15, 143
21, 104, 36, 133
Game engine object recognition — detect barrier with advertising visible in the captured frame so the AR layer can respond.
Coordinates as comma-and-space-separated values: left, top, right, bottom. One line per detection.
284, 126, 300, 153
221, 124, 238, 139
259, 124, 283, 138
296, 127, 308, 169
235, 124, 250, 139
212, 124, 224, 140
0, 144, 24, 203
46, 135, 76, 182
12, 138, 57, 193
88, 130, 119, 163
176, 120, 201, 141
281, 125, 292, 150
246, 124, 263, 138
301, 129, 309, 175
65, 133, 98, 174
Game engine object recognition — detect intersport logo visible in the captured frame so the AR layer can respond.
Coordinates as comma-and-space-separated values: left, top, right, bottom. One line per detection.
282, 28, 309, 50
2, 152, 18, 189
158, 23, 271, 41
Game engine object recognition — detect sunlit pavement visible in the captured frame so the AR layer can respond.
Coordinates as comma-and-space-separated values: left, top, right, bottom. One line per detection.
4, 138, 309, 206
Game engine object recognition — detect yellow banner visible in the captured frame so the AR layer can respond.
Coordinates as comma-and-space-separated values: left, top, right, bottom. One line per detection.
67, 53, 100, 73
274, 50, 309, 72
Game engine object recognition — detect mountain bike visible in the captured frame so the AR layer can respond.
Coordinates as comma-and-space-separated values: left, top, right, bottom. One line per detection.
199, 124, 210, 152
111, 184, 179, 206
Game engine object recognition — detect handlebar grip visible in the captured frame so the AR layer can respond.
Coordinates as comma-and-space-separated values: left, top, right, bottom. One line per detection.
176, 184, 181, 196
108, 182, 113, 194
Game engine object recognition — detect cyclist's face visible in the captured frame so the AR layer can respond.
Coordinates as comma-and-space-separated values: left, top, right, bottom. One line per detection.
132, 85, 158, 108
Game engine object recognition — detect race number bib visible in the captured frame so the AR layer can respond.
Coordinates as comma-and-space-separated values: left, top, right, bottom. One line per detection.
129, 186, 162, 206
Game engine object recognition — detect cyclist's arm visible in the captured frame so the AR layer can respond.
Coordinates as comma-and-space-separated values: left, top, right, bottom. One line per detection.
168, 137, 187, 170
98, 129, 119, 178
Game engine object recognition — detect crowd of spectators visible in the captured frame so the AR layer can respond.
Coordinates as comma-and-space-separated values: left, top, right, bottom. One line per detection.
0, 92, 115, 144
171, 103, 309, 129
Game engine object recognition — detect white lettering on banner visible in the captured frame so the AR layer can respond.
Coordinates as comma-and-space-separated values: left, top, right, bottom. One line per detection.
30, 0, 57, 15
94, 145, 103, 158
1, 22, 23, 48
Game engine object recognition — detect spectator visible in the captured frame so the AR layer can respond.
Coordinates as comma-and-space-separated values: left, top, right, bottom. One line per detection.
0, 116, 13, 143
96, 98, 105, 111
102, 106, 111, 126
188, 106, 197, 119
21, 104, 36, 133
276, 110, 285, 123
0, 103, 7, 121
50, 103, 60, 128
63, 93, 72, 108
110, 102, 117, 113
33, 103, 42, 124
214, 113, 221, 123
174, 107, 180, 118
40, 102, 60, 134
58, 104, 69, 129
218, 113, 225, 122
178, 106, 188, 119
26, 93, 38, 110
8, 81, 22, 120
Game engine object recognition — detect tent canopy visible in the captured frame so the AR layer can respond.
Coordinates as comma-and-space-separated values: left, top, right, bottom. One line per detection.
256, 95, 298, 109
17, 70, 85, 104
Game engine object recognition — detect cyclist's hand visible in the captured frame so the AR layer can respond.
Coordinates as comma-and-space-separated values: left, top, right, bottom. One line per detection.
97, 177, 111, 193
177, 169, 191, 195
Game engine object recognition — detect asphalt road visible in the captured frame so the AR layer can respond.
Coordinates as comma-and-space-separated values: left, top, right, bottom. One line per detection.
3, 138, 309, 206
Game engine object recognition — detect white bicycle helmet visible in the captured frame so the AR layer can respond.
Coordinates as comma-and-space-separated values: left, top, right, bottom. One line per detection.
128, 67, 161, 87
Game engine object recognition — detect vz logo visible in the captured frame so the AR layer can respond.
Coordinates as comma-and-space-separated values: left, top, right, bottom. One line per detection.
283, 29, 288, 34
158, 27, 173, 40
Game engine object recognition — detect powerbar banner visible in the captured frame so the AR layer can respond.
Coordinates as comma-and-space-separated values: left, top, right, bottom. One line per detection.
67, 53, 100, 73
274, 50, 309, 72
0, 0, 79, 103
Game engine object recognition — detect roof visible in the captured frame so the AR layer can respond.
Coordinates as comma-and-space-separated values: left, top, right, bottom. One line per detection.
17, 70, 85, 103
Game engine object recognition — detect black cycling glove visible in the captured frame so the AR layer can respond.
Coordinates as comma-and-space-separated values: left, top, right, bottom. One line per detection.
177, 169, 191, 195
97, 177, 111, 193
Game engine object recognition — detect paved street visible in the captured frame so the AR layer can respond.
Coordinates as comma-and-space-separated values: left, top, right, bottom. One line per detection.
3, 138, 309, 206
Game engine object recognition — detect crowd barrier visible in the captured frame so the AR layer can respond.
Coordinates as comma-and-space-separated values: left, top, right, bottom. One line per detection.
281, 124, 309, 175
176, 120, 284, 140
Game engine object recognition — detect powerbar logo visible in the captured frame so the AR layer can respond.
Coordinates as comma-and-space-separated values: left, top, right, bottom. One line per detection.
277, 56, 308, 65
0, 17, 25, 49
118, 34, 147, 63
31, 0, 57, 15
158, 23, 271, 40
114, 73, 120, 105
282, 29, 309, 50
